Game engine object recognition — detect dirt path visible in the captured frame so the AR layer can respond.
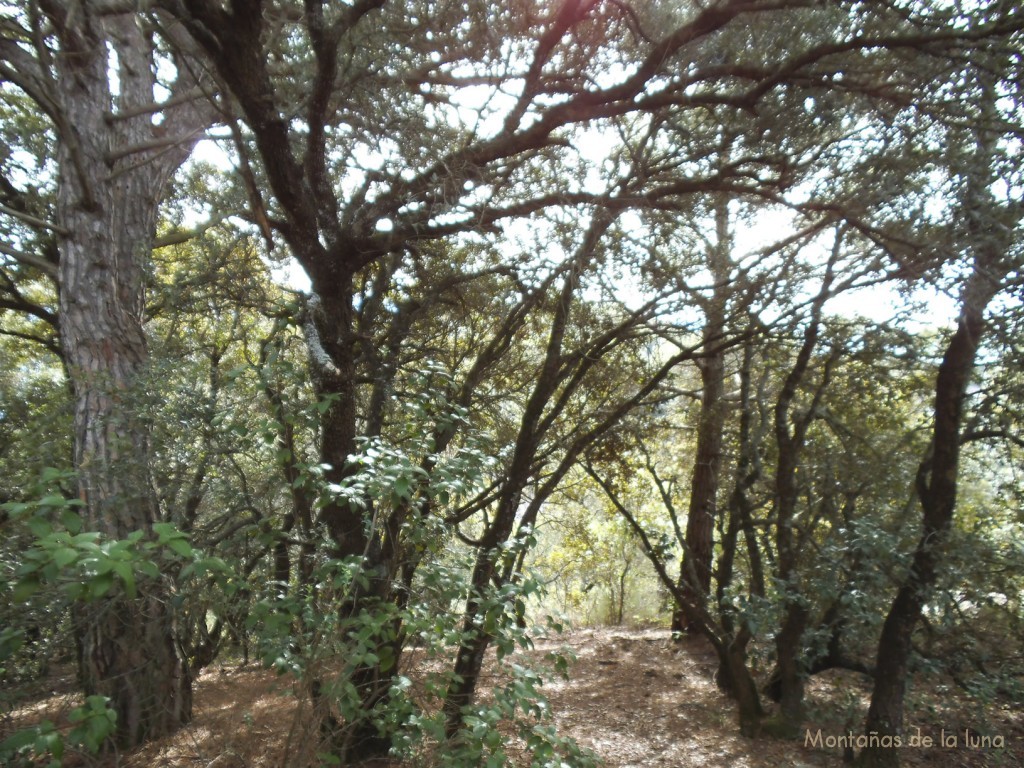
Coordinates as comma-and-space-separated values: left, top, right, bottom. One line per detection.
6, 627, 1021, 767
537, 628, 1020, 768
539, 628, 812, 768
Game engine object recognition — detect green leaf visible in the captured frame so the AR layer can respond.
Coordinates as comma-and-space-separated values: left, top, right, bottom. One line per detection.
1, 501, 30, 518
51, 547, 79, 569
198, 556, 229, 575
40, 467, 68, 483
27, 516, 52, 538
92, 557, 116, 575
152, 522, 180, 540
112, 561, 136, 599
0, 627, 25, 660
167, 538, 193, 558
89, 572, 115, 599
61, 509, 83, 534
12, 578, 40, 602
1, 723, 45, 754
378, 644, 395, 673
37, 730, 63, 761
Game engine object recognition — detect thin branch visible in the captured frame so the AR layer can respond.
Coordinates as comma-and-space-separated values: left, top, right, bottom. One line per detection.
0, 326, 61, 357
153, 212, 240, 248
961, 429, 1024, 449
0, 203, 68, 235
0, 242, 58, 277
0, 38, 61, 121
105, 87, 211, 122
105, 128, 214, 163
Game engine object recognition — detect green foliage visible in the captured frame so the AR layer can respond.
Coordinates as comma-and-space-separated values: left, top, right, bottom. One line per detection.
0, 467, 247, 760
221, 382, 593, 766
0, 470, 214, 762
532, 493, 664, 627
1, 1, 1022, 759
3, 484, 195, 606
0, 695, 116, 767
0, 719, 63, 768
239, 540, 590, 766
67, 695, 119, 753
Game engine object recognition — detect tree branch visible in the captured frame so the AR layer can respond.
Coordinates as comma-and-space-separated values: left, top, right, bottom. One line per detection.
0, 242, 58, 277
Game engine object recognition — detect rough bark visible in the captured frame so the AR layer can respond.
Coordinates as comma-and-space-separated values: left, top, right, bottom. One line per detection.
34, 3, 206, 746
674, 341, 726, 631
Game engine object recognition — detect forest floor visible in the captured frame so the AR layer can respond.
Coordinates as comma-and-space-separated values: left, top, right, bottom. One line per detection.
4, 627, 1021, 767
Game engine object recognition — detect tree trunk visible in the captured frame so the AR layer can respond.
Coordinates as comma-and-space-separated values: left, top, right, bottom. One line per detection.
858, 266, 999, 767
675, 196, 731, 635
767, 245, 839, 737
44, 5, 200, 746
675, 345, 725, 632
772, 430, 810, 734
443, 217, 609, 735
303, 279, 400, 763
722, 641, 765, 737
771, 604, 809, 736
858, 66, 1012, 766
443, 474, 529, 736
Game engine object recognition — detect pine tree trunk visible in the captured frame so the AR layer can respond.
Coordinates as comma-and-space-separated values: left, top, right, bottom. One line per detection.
43, 4, 201, 746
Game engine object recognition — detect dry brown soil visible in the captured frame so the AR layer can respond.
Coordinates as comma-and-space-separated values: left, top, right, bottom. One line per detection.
4, 627, 1021, 767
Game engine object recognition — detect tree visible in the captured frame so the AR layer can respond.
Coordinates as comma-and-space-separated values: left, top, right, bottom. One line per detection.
440, 201, 705, 734
157, 0, 897, 755
0, 79, 60, 361
4, 0, 1021, 761
0, 1, 210, 746
674, 192, 732, 634
858, 44, 1024, 767
155, 4, 1017, 752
